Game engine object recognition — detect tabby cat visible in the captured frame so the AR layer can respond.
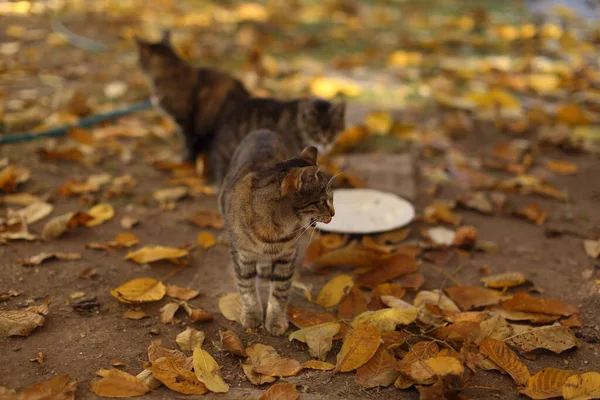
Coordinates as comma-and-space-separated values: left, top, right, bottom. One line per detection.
135, 31, 250, 162
219, 129, 335, 335
210, 97, 346, 183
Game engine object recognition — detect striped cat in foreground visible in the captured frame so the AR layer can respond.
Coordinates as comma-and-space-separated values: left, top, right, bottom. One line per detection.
219, 130, 334, 335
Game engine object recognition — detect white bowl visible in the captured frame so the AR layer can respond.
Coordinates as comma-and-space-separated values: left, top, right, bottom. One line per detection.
316, 188, 415, 234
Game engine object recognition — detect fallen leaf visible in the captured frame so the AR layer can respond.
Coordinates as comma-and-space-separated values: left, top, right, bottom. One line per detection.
9, 374, 76, 400
86, 203, 115, 227
159, 302, 180, 324
367, 283, 406, 310
110, 278, 166, 304
507, 325, 578, 354
352, 307, 418, 332
111, 232, 140, 248
120, 216, 139, 230
432, 321, 481, 342
193, 347, 229, 393
408, 356, 464, 385
153, 186, 189, 203
414, 290, 461, 325
546, 160, 579, 175
125, 246, 189, 264
88, 368, 149, 398
259, 383, 298, 400
445, 286, 503, 310
584, 239, 600, 259
176, 327, 205, 351
121, 310, 150, 320
289, 322, 341, 360
197, 231, 216, 249
498, 308, 561, 324
188, 210, 224, 229
424, 202, 461, 226
30, 352, 44, 364
479, 337, 530, 385
41, 211, 92, 240
512, 204, 548, 225
355, 253, 419, 289
19, 252, 81, 266
310, 244, 388, 269
476, 313, 513, 344
355, 345, 399, 388
16, 202, 53, 224
335, 321, 381, 372
184, 305, 213, 323
396, 341, 440, 388
148, 340, 186, 363
453, 226, 478, 249
481, 272, 527, 289
151, 356, 207, 394
218, 293, 242, 323
247, 343, 302, 377
316, 274, 354, 308
220, 330, 246, 357
398, 273, 425, 291
456, 192, 494, 214
502, 293, 578, 316
561, 314, 583, 328
338, 286, 368, 319
166, 284, 200, 301
520, 368, 578, 399
427, 226, 456, 246
0, 300, 48, 337
302, 360, 336, 371
372, 228, 411, 246
562, 372, 600, 399
241, 361, 276, 385
320, 233, 349, 250
135, 369, 162, 390
1, 192, 43, 206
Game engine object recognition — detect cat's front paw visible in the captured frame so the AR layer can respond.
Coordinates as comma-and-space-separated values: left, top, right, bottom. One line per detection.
265, 314, 288, 336
241, 310, 262, 330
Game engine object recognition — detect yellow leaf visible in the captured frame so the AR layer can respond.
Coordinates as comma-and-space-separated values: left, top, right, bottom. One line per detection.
110, 278, 166, 304
289, 322, 341, 360
153, 186, 189, 203
335, 321, 381, 373
355, 345, 399, 388
247, 344, 302, 377
220, 330, 247, 357
444, 286, 503, 310
41, 211, 92, 240
479, 337, 530, 385
125, 246, 189, 264
311, 243, 388, 269
519, 368, 578, 399
0, 300, 48, 337
165, 284, 200, 301
528, 74, 559, 93
218, 293, 242, 323
546, 160, 579, 175
562, 372, 600, 400
9, 375, 76, 399
365, 111, 393, 135
387, 50, 422, 68
316, 274, 354, 308
351, 308, 418, 332
240, 361, 276, 385
88, 369, 149, 398
86, 203, 115, 227
408, 356, 464, 385
259, 383, 298, 400
507, 325, 578, 354
121, 310, 150, 320
197, 231, 216, 249
481, 272, 527, 289
396, 341, 439, 382
151, 356, 207, 394
302, 360, 336, 371
176, 327, 205, 351
310, 76, 361, 99
193, 347, 229, 393
16, 202, 53, 225
112, 232, 140, 248
159, 303, 180, 324
147, 340, 186, 363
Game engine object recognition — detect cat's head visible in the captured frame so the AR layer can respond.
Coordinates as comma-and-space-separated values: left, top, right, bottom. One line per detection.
297, 99, 346, 156
134, 31, 181, 74
280, 146, 335, 225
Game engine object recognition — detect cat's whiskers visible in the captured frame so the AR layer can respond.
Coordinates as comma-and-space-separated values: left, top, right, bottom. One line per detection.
326, 172, 342, 189
290, 221, 316, 246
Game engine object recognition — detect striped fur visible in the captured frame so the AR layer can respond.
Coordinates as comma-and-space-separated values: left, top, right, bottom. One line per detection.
219, 130, 335, 335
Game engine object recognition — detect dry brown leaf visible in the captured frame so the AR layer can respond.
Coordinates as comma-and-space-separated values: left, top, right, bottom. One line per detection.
512, 204, 548, 225
41, 211, 92, 240
176, 327, 205, 351
197, 231, 216, 249
481, 272, 527, 289
584, 239, 600, 259
16, 202, 53, 225
153, 186, 189, 203
151, 356, 207, 394
562, 372, 600, 399
520, 368, 578, 399
316, 274, 354, 308
310, 243, 388, 269
453, 225, 478, 249
165, 284, 200, 301
355, 253, 419, 289
507, 325, 578, 354
414, 290, 461, 325
432, 321, 481, 342
545, 160, 579, 175
396, 341, 439, 387
121, 310, 150, 320
476, 313, 513, 344
85, 203, 115, 227
302, 360, 336, 371
259, 383, 298, 400
159, 303, 180, 324
9, 374, 76, 400
187, 210, 224, 229
2, 193, 43, 206
289, 322, 341, 360
148, 340, 186, 363
368, 283, 406, 310
110, 278, 166, 304
110, 232, 139, 248
338, 286, 368, 319
352, 307, 418, 332
408, 356, 464, 385
355, 345, 399, 388
220, 330, 246, 357
561, 314, 584, 328
125, 246, 189, 264
219, 293, 242, 323
0, 299, 48, 337
398, 273, 426, 291
456, 192, 494, 214
479, 337, 530, 385
88, 368, 149, 398
179, 301, 213, 322
19, 252, 81, 266
445, 286, 503, 310
320, 233, 349, 250
335, 321, 381, 373
423, 201, 461, 226
241, 361, 277, 385
498, 308, 561, 324
446, 311, 489, 324
502, 293, 578, 316
247, 343, 302, 377
193, 347, 229, 393
120, 216, 139, 230
372, 228, 411, 246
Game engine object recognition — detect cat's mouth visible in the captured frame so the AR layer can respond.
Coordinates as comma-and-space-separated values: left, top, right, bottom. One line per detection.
321, 217, 332, 224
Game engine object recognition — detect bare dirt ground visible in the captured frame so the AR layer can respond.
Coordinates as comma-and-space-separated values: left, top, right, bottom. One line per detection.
1, 1, 600, 399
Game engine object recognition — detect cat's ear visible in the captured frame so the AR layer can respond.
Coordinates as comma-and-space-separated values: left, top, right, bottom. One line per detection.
281, 168, 303, 196
160, 30, 172, 45
330, 101, 346, 122
300, 146, 318, 165
134, 36, 149, 48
